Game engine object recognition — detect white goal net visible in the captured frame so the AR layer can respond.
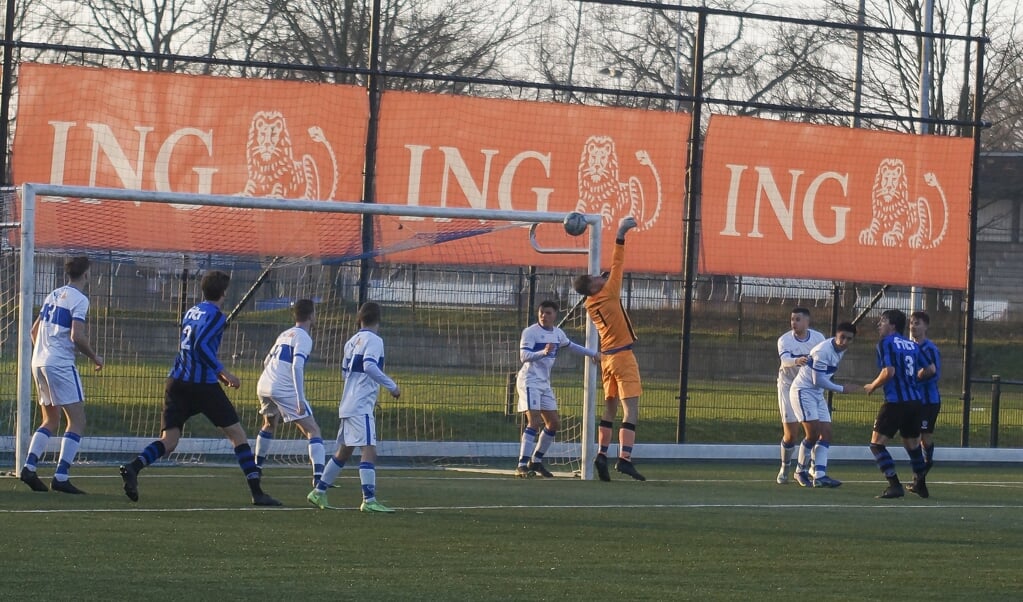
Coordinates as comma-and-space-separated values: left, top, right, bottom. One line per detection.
8, 184, 602, 478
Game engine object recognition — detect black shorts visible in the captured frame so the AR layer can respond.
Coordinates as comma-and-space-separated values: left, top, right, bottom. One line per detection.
919, 403, 941, 434
873, 400, 923, 439
162, 379, 241, 432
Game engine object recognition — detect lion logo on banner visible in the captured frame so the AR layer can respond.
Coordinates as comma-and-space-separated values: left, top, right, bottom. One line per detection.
858, 158, 949, 249
575, 135, 663, 232
239, 111, 339, 200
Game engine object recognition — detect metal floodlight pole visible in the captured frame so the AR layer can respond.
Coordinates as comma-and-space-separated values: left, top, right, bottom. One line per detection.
960, 36, 986, 447
910, 0, 935, 313
0, 0, 18, 184
676, 8, 707, 443
851, 0, 866, 130
673, 0, 683, 112
358, 0, 384, 307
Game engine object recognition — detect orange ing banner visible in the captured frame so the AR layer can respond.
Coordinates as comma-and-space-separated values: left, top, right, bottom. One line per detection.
13, 63, 369, 257
700, 114, 974, 289
12, 63, 691, 273
373, 91, 689, 272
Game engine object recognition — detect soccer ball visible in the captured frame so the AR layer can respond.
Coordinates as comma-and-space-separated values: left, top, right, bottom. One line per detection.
563, 211, 588, 236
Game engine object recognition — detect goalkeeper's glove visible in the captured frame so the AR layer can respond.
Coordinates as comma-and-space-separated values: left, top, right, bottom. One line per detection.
616, 216, 637, 239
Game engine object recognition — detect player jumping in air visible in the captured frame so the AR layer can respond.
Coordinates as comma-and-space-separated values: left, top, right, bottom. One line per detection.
572, 216, 646, 481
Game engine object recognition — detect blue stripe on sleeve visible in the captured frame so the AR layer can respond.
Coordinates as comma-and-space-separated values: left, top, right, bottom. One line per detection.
50, 306, 74, 328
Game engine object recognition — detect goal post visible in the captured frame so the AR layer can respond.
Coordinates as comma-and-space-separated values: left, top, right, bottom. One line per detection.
15, 183, 604, 478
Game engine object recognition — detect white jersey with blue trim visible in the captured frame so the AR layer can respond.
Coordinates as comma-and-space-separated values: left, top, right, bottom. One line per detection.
32, 285, 89, 368
516, 323, 572, 390
791, 337, 846, 394
777, 328, 825, 387
257, 326, 313, 402
339, 329, 394, 418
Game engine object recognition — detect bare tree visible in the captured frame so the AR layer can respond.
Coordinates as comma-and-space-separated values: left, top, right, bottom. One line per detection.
813, 0, 1023, 140
228, 0, 369, 82
973, 2, 1023, 150
20, 0, 243, 72
523, 0, 857, 115
232, 0, 548, 92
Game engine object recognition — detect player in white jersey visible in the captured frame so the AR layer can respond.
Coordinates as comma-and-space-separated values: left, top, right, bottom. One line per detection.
254, 299, 326, 486
21, 256, 104, 494
307, 302, 400, 513
775, 307, 825, 484
514, 300, 600, 478
788, 321, 857, 488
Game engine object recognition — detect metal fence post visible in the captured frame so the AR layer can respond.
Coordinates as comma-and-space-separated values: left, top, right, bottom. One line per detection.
505, 371, 519, 418
990, 375, 1001, 448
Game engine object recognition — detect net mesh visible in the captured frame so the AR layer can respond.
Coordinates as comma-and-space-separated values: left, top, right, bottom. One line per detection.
1, 189, 19, 471
8, 188, 591, 476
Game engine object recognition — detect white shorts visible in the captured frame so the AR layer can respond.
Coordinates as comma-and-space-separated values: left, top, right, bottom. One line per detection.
517, 383, 557, 413
777, 381, 797, 423
337, 414, 377, 448
258, 395, 315, 423
32, 364, 84, 406
789, 386, 832, 423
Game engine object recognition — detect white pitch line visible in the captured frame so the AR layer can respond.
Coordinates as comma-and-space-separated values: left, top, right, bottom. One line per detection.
3, 501, 1023, 515
0, 506, 319, 514
403, 502, 1023, 510
9, 473, 1023, 489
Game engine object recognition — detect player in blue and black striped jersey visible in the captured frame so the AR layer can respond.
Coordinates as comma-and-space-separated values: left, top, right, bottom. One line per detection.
910, 311, 941, 476
118, 270, 281, 506
864, 309, 936, 500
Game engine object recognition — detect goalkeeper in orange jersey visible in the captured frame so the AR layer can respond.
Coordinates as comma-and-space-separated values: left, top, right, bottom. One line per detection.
572, 216, 645, 481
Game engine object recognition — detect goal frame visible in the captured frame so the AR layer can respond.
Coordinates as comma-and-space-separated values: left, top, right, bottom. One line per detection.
15, 182, 603, 478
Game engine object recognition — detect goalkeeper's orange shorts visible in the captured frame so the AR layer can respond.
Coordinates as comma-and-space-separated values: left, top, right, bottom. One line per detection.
601, 349, 643, 401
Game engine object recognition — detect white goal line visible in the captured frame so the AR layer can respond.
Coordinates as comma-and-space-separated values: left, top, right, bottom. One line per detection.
2, 437, 1021, 463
